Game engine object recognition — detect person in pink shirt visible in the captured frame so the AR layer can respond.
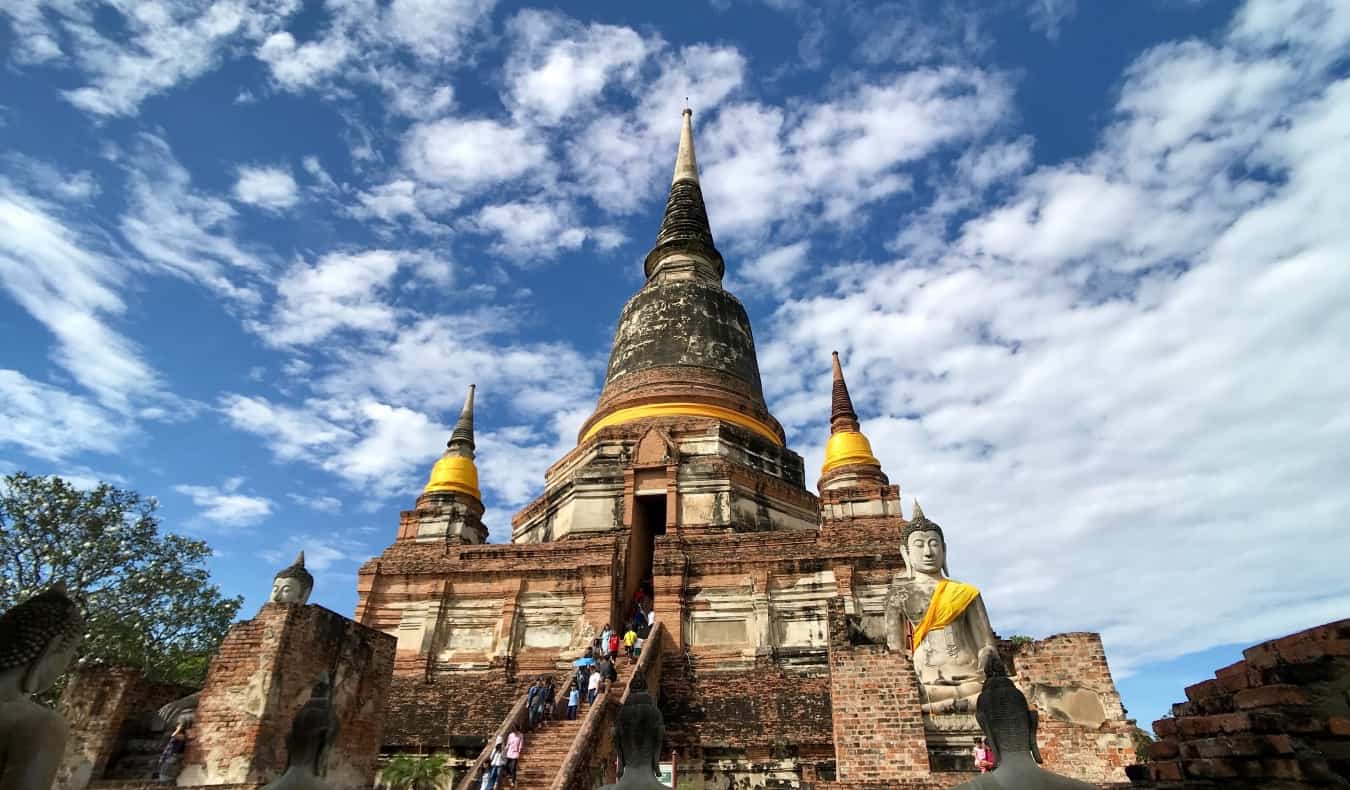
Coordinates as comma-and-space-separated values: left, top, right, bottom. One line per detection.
504, 726, 524, 787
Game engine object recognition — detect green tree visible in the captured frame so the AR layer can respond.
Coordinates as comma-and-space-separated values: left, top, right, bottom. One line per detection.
0, 472, 243, 689
380, 753, 450, 790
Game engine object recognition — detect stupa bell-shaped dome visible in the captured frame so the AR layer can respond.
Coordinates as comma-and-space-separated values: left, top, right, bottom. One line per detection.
576, 109, 784, 446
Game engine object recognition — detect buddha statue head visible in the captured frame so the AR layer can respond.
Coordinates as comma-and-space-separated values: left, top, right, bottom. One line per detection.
271, 551, 314, 605
901, 501, 949, 579
286, 673, 337, 776
975, 661, 1044, 766
611, 672, 665, 787
0, 582, 85, 699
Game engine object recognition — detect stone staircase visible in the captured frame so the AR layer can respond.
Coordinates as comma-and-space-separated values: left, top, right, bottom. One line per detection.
512, 658, 640, 790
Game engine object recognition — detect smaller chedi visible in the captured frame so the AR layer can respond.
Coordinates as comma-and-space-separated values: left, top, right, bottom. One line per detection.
952, 663, 1097, 789
271, 551, 314, 606
885, 502, 998, 714
599, 673, 666, 790
0, 583, 85, 790
261, 674, 339, 790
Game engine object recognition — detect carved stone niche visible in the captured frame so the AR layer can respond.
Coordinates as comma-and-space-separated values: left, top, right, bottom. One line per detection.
634, 428, 678, 466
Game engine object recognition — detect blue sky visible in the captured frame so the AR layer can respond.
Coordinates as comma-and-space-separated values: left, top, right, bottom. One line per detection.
2, 0, 1348, 732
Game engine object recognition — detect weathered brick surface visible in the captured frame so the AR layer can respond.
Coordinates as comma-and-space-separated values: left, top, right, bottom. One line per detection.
55, 666, 196, 790
177, 604, 395, 790
1130, 618, 1350, 788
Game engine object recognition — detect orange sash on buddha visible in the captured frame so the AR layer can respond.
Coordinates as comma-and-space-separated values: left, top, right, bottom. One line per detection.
911, 579, 981, 651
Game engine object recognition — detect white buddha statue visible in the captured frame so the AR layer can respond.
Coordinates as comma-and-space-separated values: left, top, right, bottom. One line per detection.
884, 502, 998, 714
0, 584, 85, 790
270, 552, 313, 606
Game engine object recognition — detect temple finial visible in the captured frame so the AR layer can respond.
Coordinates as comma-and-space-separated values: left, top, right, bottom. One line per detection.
448, 384, 475, 455
830, 351, 860, 434
911, 499, 925, 522
673, 106, 699, 184
645, 110, 723, 281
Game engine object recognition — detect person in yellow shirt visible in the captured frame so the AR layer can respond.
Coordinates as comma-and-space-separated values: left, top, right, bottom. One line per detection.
623, 627, 638, 660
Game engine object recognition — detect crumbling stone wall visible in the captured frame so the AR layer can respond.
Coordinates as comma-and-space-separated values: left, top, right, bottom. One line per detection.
1005, 633, 1135, 781
1129, 618, 1350, 789
177, 604, 395, 790
55, 666, 195, 790
825, 598, 931, 782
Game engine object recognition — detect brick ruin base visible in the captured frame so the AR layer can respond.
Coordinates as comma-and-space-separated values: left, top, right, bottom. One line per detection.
1128, 618, 1350, 789
175, 603, 395, 790
55, 666, 197, 790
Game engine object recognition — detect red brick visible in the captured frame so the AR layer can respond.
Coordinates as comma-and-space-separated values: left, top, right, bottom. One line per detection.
1232, 684, 1310, 710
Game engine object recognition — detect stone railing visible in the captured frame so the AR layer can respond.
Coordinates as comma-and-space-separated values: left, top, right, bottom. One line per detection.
453, 672, 577, 790
552, 621, 666, 790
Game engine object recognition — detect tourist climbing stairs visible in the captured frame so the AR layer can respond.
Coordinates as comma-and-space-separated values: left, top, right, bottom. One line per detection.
511, 658, 641, 790
457, 622, 665, 790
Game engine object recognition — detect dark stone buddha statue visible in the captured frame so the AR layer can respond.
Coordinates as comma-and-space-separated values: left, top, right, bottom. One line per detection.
599, 673, 666, 790
262, 673, 338, 790
0, 583, 85, 790
952, 663, 1097, 789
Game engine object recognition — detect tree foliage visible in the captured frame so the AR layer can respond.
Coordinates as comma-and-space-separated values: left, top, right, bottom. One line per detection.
0, 472, 243, 688
380, 753, 451, 790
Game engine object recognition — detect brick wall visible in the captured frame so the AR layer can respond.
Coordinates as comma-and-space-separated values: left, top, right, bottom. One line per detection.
826, 598, 931, 781
1005, 633, 1135, 782
55, 666, 195, 790
176, 604, 395, 790
1129, 618, 1350, 789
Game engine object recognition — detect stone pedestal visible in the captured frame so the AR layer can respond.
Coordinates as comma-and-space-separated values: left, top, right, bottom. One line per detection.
176, 604, 395, 790
54, 666, 197, 790
826, 599, 931, 781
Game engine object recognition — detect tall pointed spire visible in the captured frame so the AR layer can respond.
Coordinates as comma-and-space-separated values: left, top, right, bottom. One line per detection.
448, 384, 475, 456
423, 383, 481, 500
644, 109, 724, 281
672, 107, 699, 184
820, 351, 882, 479
830, 351, 860, 434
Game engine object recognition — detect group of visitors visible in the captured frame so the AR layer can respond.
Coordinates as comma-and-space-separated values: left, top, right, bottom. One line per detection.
972, 737, 995, 772
480, 727, 524, 790
474, 594, 661, 790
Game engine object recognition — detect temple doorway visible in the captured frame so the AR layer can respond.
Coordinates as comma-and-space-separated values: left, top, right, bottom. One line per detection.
621, 492, 665, 628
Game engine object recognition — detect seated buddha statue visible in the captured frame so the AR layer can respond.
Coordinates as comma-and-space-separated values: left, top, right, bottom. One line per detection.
599, 673, 666, 790
951, 662, 1097, 789
261, 674, 338, 790
158, 552, 316, 729
0, 584, 85, 790
884, 502, 998, 714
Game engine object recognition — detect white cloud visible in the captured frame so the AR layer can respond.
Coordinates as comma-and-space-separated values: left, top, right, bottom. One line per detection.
120, 135, 269, 305
252, 250, 406, 346
0, 371, 132, 461
702, 67, 1014, 245
759, 0, 1350, 678
728, 240, 811, 296
0, 179, 166, 414
287, 493, 343, 514
473, 200, 624, 261
1026, 0, 1078, 39
385, 0, 498, 62
174, 477, 275, 528
233, 165, 300, 211
402, 118, 550, 194
52, 0, 301, 116
504, 10, 655, 125
566, 44, 747, 214
257, 29, 353, 91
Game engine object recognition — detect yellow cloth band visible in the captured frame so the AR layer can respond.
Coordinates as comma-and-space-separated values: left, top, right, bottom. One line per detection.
821, 430, 881, 473
423, 455, 481, 499
911, 579, 981, 651
580, 402, 783, 446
